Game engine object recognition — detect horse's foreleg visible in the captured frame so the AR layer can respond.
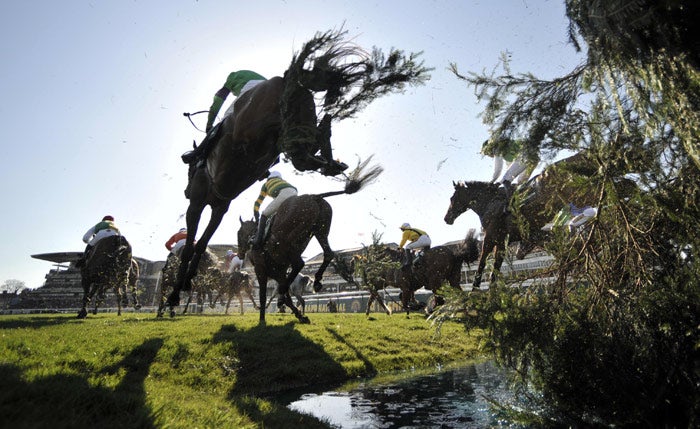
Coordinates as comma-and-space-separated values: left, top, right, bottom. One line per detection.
77, 284, 90, 319
473, 240, 495, 289
491, 246, 506, 284
258, 275, 268, 324
116, 288, 123, 316
171, 197, 208, 302
237, 293, 244, 315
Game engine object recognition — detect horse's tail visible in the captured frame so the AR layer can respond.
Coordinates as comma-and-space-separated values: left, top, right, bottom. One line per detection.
316, 157, 384, 199
456, 229, 480, 265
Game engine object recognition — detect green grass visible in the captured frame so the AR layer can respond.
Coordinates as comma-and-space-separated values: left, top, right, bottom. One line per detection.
0, 312, 483, 428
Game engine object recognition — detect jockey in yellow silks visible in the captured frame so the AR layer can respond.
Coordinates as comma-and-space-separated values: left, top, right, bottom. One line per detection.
399, 222, 431, 268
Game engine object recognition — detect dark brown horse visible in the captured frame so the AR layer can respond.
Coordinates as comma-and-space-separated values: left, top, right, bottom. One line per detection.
444, 152, 612, 287
157, 247, 219, 317
78, 235, 133, 319
122, 258, 142, 310
237, 164, 382, 324
351, 230, 480, 316
169, 29, 430, 311
209, 269, 258, 315
396, 232, 479, 315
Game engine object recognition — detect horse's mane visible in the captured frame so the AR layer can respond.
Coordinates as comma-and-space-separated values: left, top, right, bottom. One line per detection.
455, 180, 501, 193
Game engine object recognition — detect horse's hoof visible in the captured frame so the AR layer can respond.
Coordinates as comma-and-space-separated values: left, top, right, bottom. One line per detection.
134, 304, 142, 310
156, 313, 163, 318
299, 316, 311, 324
77, 309, 87, 319
313, 281, 323, 293
92, 309, 98, 315
169, 310, 176, 318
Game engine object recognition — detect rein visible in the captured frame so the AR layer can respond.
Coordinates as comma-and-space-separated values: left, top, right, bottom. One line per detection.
182, 110, 209, 133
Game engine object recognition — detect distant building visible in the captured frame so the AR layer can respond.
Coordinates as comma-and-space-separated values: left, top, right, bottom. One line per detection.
13, 252, 164, 310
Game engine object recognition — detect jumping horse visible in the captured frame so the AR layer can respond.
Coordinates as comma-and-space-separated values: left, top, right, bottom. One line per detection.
444, 151, 616, 287
77, 235, 135, 318
395, 232, 479, 315
169, 29, 430, 311
209, 269, 259, 315
157, 247, 219, 317
350, 230, 480, 316
237, 163, 382, 324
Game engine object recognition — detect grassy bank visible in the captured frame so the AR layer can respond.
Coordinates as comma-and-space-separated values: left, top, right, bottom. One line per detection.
0, 312, 482, 428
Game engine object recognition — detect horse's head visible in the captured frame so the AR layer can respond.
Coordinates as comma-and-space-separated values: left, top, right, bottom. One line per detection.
444, 181, 478, 225
237, 216, 258, 260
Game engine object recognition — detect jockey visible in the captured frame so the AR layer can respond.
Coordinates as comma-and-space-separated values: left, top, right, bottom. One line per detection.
481, 138, 538, 191
182, 70, 267, 165
226, 249, 243, 273
398, 223, 431, 268
165, 228, 188, 256
77, 215, 120, 267
250, 171, 298, 250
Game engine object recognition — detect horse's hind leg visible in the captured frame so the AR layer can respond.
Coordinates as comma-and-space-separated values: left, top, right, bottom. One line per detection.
312, 232, 335, 293
77, 285, 91, 319
298, 296, 305, 315
280, 293, 310, 324
366, 294, 375, 316
278, 259, 310, 323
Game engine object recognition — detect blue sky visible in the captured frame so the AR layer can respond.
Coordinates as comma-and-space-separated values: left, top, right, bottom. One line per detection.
0, 0, 582, 289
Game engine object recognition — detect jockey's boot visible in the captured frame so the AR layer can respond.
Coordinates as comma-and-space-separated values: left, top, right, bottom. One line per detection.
250, 215, 268, 250
500, 180, 514, 213
182, 124, 221, 164
413, 250, 424, 266
75, 244, 94, 268
501, 180, 513, 199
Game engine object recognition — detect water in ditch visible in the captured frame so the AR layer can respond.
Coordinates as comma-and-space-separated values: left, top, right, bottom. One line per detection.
286, 360, 527, 428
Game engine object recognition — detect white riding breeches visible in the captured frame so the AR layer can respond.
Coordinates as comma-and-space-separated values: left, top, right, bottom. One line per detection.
262, 187, 298, 217
406, 235, 431, 250
88, 229, 119, 246
223, 80, 265, 118
501, 154, 529, 183
169, 239, 186, 256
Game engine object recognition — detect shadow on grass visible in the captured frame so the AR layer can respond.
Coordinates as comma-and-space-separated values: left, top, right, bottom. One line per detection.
0, 338, 163, 429
0, 314, 82, 330
212, 322, 348, 428
325, 326, 377, 378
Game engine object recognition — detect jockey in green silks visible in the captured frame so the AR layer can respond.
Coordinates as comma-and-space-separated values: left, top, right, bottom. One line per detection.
182, 70, 266, 164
